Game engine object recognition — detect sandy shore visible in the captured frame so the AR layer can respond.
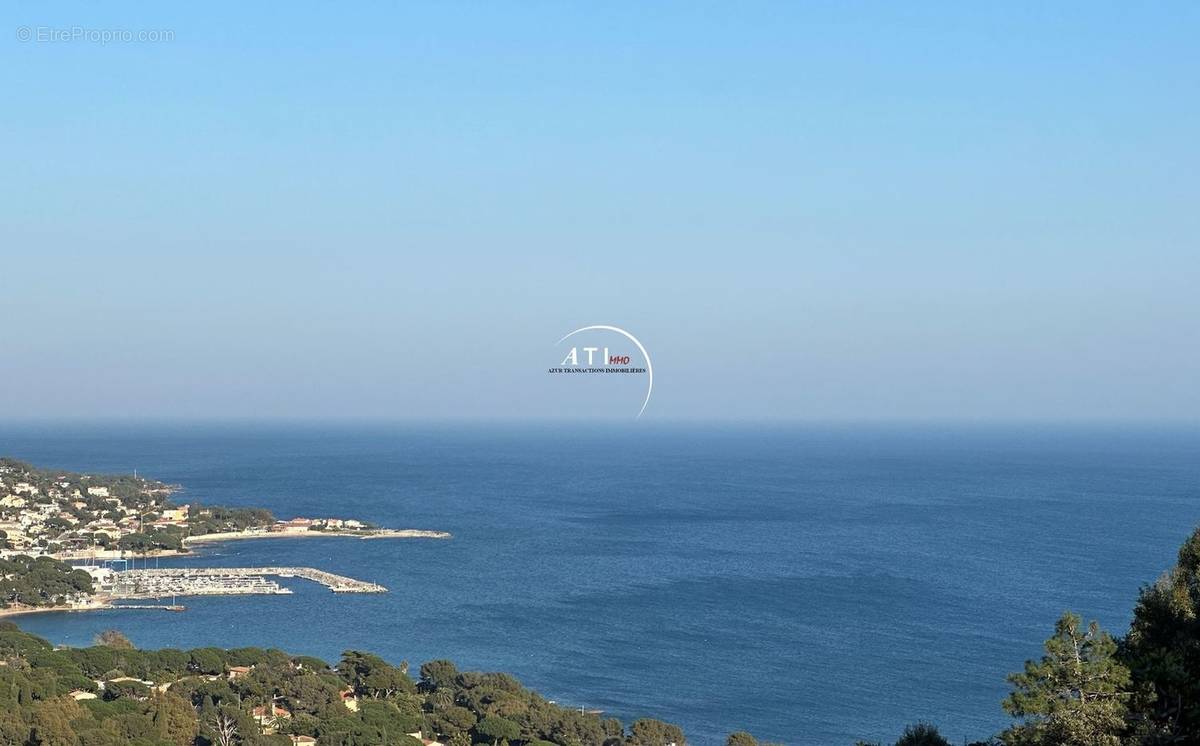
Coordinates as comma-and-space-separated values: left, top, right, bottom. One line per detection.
47, 529, 450, 560
0, 600, 114, 618
182, 528, 451, 545
54, 548, 188, 561
4, 529, 450, 617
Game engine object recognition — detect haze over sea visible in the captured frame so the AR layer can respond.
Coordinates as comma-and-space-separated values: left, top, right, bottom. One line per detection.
3, 423, 1197, 745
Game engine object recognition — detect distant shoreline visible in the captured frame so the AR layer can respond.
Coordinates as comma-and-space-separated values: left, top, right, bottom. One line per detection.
0, 599, 114, 619
0, 530, 449, 616
181, 528, 452, 544
46, 528, 453, 561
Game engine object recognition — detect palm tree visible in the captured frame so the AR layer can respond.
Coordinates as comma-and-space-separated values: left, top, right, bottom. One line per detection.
429, 688, 454, 709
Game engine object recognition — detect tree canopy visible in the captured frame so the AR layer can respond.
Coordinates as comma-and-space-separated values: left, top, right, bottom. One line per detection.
0, 623, 686, 746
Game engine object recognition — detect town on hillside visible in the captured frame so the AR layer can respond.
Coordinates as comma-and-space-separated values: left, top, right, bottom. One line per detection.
0, 458, 449, 615
0, 458, 388, 561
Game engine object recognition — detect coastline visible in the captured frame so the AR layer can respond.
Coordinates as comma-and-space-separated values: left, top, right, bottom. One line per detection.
46, 528, 452, 561
54, 548, 188, 561
182, 528, 452, 544
0, 599, 114, 618
2, 528, 448, 620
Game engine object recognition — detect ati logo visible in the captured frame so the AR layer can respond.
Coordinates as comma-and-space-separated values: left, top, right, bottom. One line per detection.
553, 324, 654, 418
560, 347, 631, 367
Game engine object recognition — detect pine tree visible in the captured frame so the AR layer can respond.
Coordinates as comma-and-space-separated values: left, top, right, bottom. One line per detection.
1002, 612, 1130, 746
152, 692, 200, 746
1121, 526, 1200, 742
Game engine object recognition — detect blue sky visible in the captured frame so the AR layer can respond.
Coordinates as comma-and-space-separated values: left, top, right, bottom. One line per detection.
2, 3, 1197, 420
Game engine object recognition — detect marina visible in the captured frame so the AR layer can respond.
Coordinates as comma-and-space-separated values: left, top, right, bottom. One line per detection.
88, 566, 388, 599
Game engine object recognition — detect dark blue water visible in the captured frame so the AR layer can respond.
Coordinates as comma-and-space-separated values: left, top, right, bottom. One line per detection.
2, 423, 1197, 745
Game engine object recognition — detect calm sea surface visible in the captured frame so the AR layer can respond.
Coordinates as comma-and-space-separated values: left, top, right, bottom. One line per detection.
2, 423, 1197, 745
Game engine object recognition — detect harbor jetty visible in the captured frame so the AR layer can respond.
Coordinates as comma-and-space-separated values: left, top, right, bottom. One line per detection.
112, 567, 387, 597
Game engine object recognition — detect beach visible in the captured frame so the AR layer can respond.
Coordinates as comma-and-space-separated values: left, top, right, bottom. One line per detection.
182, 528, 451, 544
0, 599, 114, 618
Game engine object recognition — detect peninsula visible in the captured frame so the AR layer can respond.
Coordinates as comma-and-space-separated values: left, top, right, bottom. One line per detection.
0, 457, 449, 561
0, 457, 447, 617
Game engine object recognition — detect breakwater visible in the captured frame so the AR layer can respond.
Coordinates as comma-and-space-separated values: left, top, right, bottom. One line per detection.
114, 567, 386, 597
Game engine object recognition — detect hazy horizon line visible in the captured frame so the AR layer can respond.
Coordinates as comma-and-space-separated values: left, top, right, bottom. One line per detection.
1, 416, 1197, 428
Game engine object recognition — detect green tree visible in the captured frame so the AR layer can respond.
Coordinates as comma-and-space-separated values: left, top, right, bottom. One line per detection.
93, 630, 134, 650
357, 699, 423, 738
429, 705, 476, 738
103, 679, 149, 700
419, 660, 459, 692
29, 701, 81, 746
0, 710, 30, 746
152, 691, 199, 746
627, 719, 686, 746
1002, 612, 1130, 746
1122, 525, 1200, 742
427, 687, 454, 709
188, 648, 227, 676
726, 733, 757, 746
338, 651, 414, 699
476, 715, 520, 746
895, 723, 950, 746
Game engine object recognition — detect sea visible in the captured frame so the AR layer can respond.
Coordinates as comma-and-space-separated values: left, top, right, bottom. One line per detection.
1, 422, 1197, 745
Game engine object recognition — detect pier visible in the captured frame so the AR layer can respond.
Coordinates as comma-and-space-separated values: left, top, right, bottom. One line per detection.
114, 567, 386, 598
